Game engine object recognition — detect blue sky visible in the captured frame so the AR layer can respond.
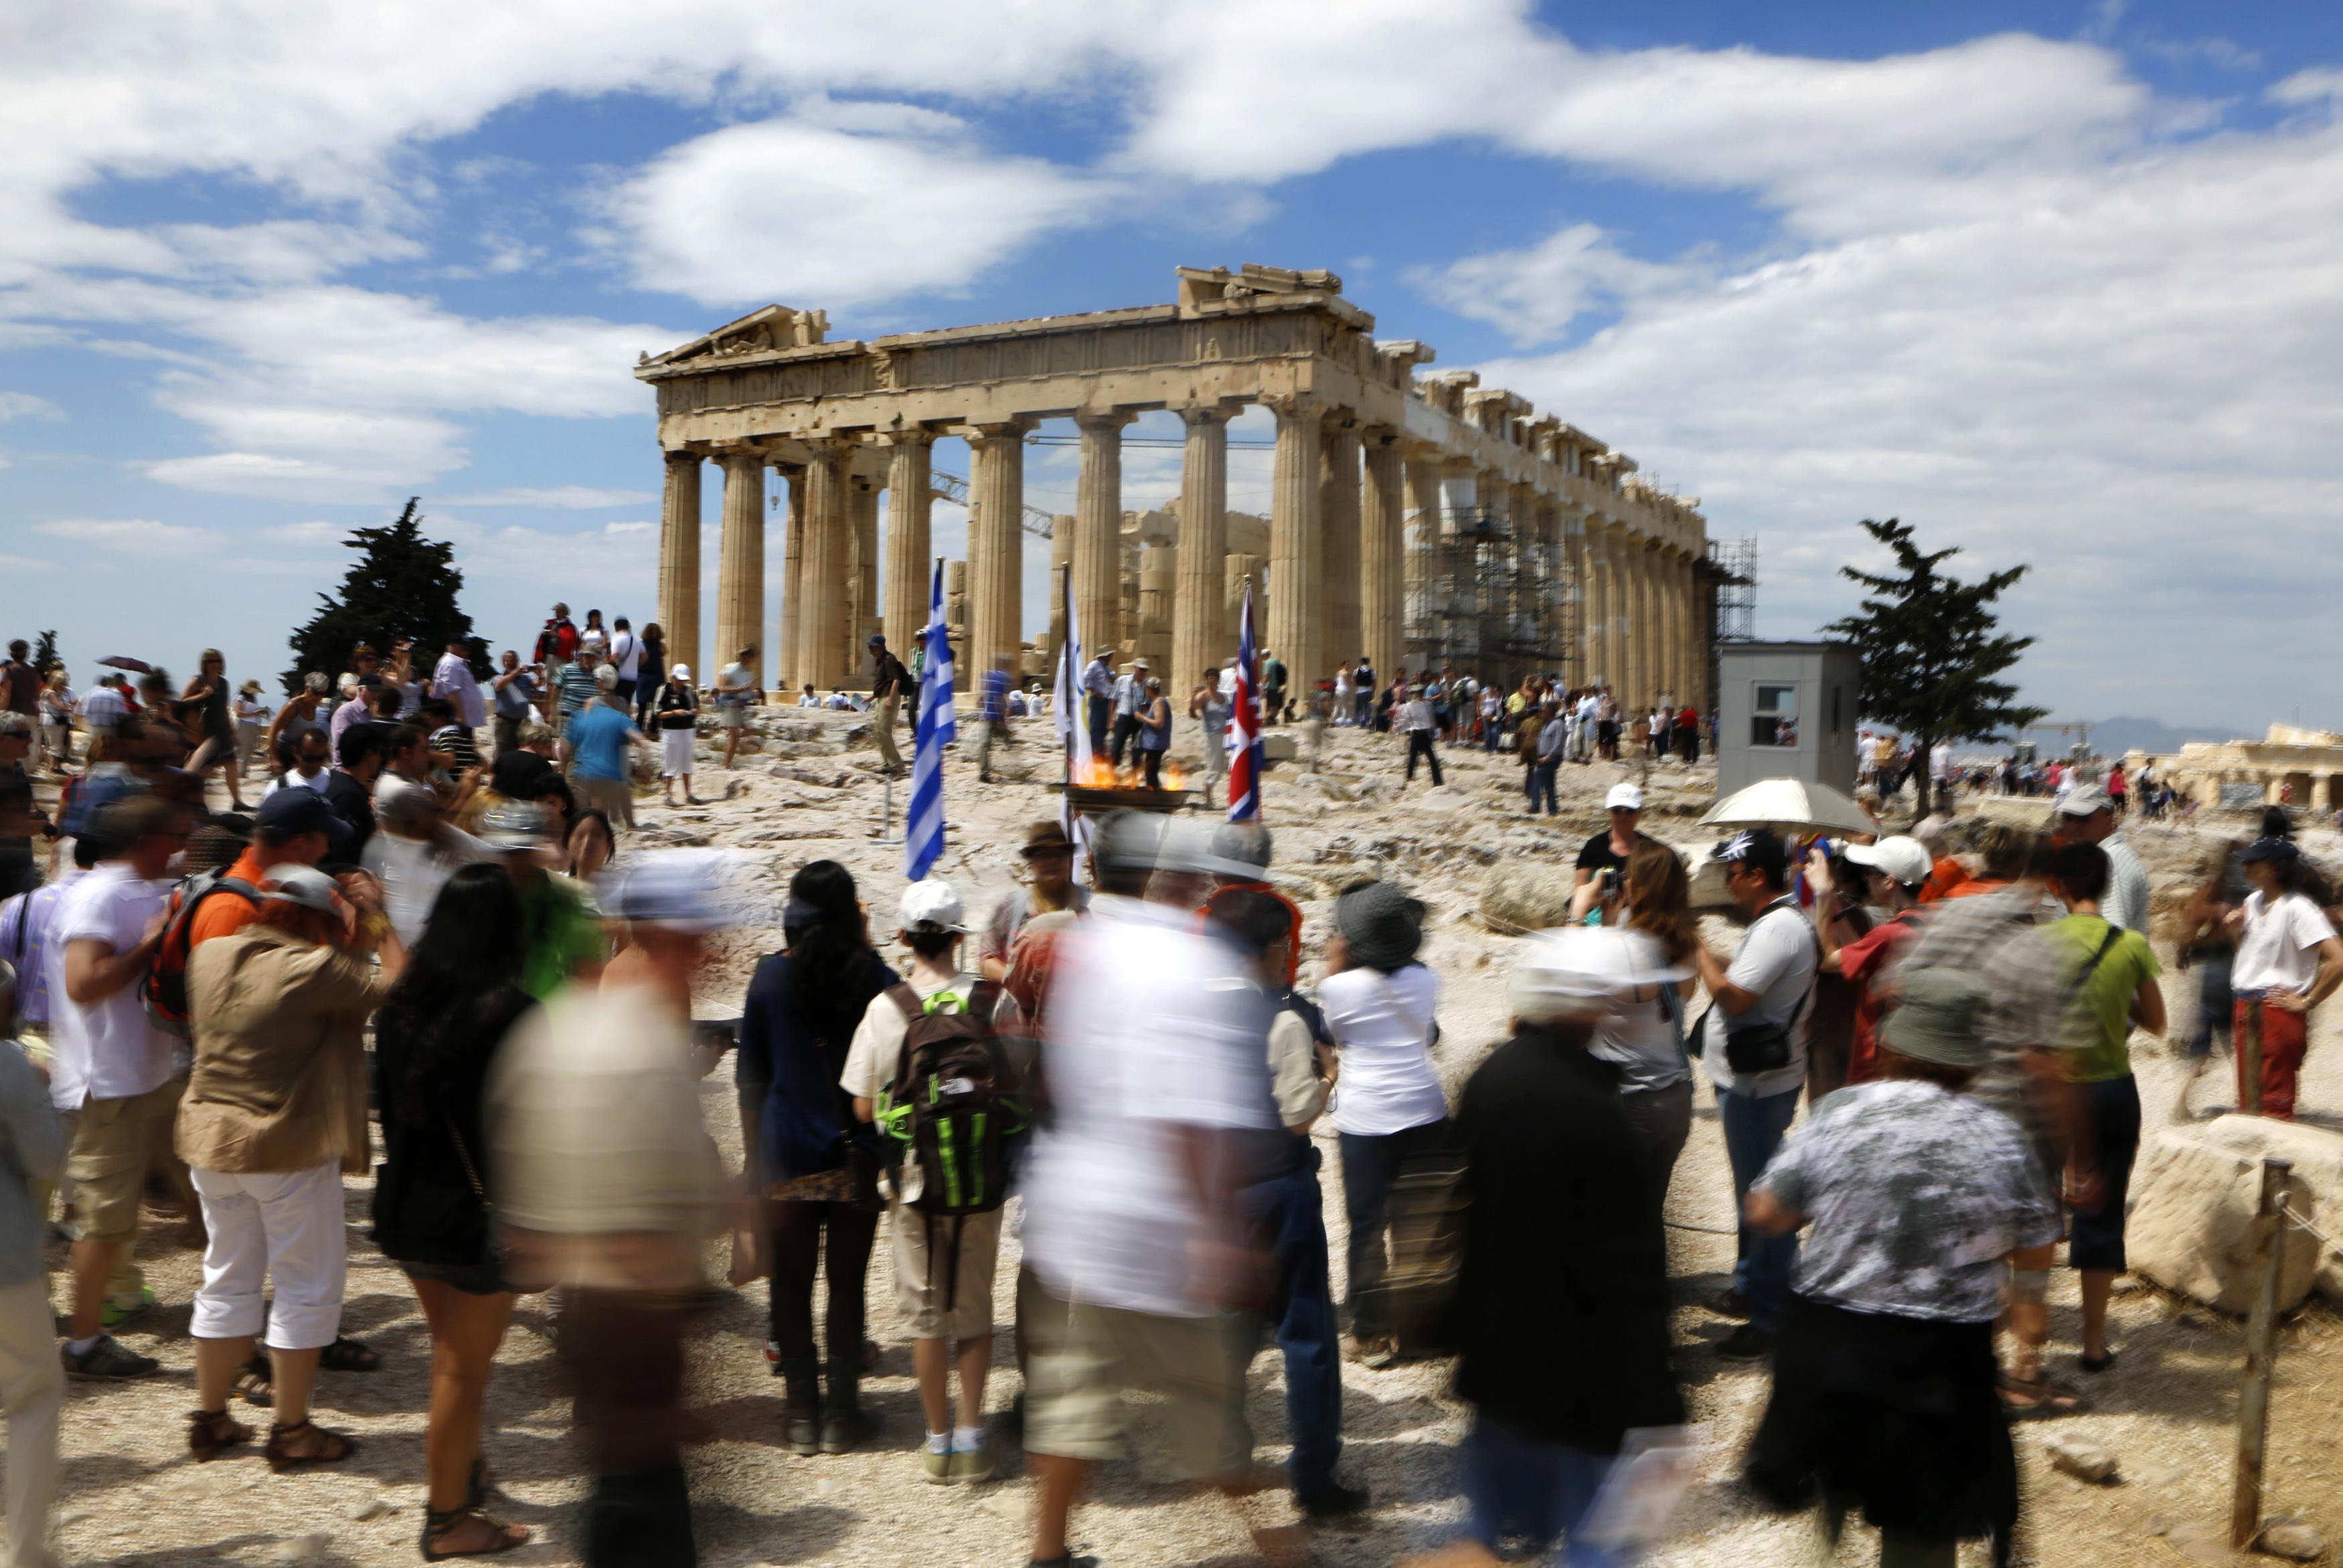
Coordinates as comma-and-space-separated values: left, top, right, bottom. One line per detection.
4, 0, 2340, 727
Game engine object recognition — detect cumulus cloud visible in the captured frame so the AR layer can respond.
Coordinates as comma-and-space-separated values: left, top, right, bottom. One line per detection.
442, 485, 657, 509
0, 392, 60, 420
34, 518, 222, 554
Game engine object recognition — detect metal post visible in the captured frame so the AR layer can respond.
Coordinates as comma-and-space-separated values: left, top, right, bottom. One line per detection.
2231, 1156, 2291, 1551
2243, 997, 2265, 1116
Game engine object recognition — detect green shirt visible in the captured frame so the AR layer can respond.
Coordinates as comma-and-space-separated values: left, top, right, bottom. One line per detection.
519, 874, 607, 1000
2042, 913, 2158, 1083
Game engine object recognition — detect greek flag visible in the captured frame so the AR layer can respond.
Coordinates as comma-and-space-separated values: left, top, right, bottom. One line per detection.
906, 557, 953, 880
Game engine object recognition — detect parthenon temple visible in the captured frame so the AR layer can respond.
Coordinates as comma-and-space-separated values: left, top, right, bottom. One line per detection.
636, 263, 1716, 703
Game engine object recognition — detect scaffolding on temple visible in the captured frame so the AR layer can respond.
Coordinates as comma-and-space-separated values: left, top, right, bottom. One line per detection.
1709, 536, 1757, 643
1400, 505, 1572, 684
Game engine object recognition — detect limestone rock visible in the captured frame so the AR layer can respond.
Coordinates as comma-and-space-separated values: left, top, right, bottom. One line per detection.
2197, 1116, 2343, 1303
773, 765, 854, 790
2258, 1519, 2326, 1561
2041, 1433, 2119, 1484
272, 1534, 331, 1563
348, 1494, 392, 1521
2128, 1116, 2337, 1314
1481, 863, 1577, 934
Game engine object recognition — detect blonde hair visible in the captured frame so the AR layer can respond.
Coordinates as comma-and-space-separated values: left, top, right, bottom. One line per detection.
1623, 841, 1697, 962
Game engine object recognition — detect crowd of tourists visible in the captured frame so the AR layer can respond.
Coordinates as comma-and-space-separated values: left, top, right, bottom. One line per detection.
3, 614, 2338, 1568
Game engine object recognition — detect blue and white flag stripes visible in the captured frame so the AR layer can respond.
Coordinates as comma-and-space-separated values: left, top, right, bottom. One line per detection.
906, 557, 953, 880
1227, 580, 1264, 821
1051, 563, 1093, 778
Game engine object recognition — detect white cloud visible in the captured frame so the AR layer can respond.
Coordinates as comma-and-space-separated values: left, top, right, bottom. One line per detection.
596, 110, 1110, 309
444, 485, 657, 509
1409, 224, 1702, 348
33, 517, 221, 555
0, 392, 59, 420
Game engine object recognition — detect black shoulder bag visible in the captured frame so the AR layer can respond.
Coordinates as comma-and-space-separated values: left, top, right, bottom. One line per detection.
1718, 899, 1822, 1076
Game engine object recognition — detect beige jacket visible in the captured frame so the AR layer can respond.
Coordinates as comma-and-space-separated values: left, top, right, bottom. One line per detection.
179, 929, 384, 1174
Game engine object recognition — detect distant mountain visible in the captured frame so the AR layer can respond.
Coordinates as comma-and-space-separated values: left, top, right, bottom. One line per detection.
2012, 716, 2237, 758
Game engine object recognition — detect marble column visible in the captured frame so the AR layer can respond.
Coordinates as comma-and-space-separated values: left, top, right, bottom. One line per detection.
845, 474, 880, 679
1268, 398, 1325, 691
967, 421, 1031, 689
1402, 452, 1444, 673
657, 450, 701, 685
1359, 428, 1405, 689
777, 464, 804, 687
1626, 535, 1653, 707
1172, 406, 1228, 690
716, 450, 764, 693
796, 440, 851, 694
1512, 480, 1540, 673
1589, 521, 1619, 691
882, 432, 933, 652
1074, 411, 1133, 668
1319, 420, 1362, 669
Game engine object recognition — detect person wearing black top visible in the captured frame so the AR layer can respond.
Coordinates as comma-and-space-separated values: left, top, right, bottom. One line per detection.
372, 865, 536, 1560
1570, 782, 1651, 922
736, 860, 898, 1455
634, 623, 667, 731
323, 722, 382, 861
1443, 928, 1686, 1563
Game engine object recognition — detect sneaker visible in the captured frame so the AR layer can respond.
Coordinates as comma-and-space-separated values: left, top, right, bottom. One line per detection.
102, 1287, 157, 1330
1297, 1482, 1370, 1521
949, 1440, 997, 1484
1716, 1324, 1775, 1362
922, 1446, 953, 1484
1712, 1286, 1751, 1320
63, 1334, 160, 1380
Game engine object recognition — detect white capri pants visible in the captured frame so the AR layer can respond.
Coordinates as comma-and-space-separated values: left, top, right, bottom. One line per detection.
661, 726, 694, 778
190, 1161, 348, 1349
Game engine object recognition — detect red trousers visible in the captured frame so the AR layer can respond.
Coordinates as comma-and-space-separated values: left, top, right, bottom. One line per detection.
2234, 998, 2308, 1121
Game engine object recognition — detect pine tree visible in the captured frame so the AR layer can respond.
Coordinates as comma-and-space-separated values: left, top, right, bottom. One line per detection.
1823, 517, 2046, 812
283, 499, 486, 695
30, 630, 59, 673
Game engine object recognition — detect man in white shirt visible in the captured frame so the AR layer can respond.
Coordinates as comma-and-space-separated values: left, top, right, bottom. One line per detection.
1572, 689, 1600, 763
1692, 828, 1819, 1363
1020, 813, 1281, 1565
1081, 650, 1117, 760
1109, 659, 1148, 769
1398, 689, 1442, 788
607, 618, 643, 703
2055, 784, 2150, 934
49, 796, 187, 1380
429, 635, 488, 731
272, 727, 333, 798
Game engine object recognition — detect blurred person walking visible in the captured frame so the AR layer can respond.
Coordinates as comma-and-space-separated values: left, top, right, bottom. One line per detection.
566, 667, 650, 831
1742, 970, 2059, 1568
1321, 881, 1448, 1366
977, 822, 1090, 984
488, 855, 729, 1568
371, 865, 535, 1557
179, 867, 403, 1468
1189, 670, 1232, 808
1595, 843, 1701, 1220
1398, 685, 1442, 789
0, 960, 64, 1568
1135, 677, 1172, 791
712, 646, 756, 770
2227, 835, 2342, 1122
738, 861, 896, 1455
651, 665, 700, 807
633, 624, 667, 731
2052, 785, 2149, 934
489, 652, 537, 759
431, 636, 488, 737
869, 634, 912, 776
1692, 829, 1820, 1361
180, 650, 249, 810
1809, 836, 1933, 1087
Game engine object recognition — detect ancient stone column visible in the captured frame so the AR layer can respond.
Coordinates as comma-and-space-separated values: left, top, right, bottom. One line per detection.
967, 421, 1031, 689
1624, 534, 1651, 707
1403, 452, 1444, 674
1359, 429, 1405, 689
777, 463, 804, 686
1668, 551, 1692, 705
657, 450, 701, 684
1074, 411, 1133, 668
796, 440, 851, 694
1586, 519, 1616, 689
844, 474, 881, 679
882, 432, 933, 652
1512, 480, 1540, 674
1268, 398, 1325, 691
715, 449, 764, 693
1172, 406, 1228, 689
1319, 420, 1362, 669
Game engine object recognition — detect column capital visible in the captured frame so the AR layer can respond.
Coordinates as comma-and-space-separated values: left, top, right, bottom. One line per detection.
661, 446, 701, 465
1259, 391, 1323, 422
880, 425, 937, 448
1074, 408, 1139, 432
961, 417, 1036, 447
1178, 403, 1236, 428
1360, 424, 1402, 448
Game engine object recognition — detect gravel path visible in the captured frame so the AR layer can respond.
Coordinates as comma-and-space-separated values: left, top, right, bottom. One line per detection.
31, 723, 2343, 1566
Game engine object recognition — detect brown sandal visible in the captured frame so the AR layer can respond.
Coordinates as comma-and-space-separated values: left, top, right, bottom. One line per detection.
187, 1407, 253, 1461
421, 1504, 532, 1560
264, 1419, 359, 1472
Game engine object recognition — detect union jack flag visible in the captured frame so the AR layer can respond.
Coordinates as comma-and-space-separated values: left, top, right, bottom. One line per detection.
1227, 580, 1264, 821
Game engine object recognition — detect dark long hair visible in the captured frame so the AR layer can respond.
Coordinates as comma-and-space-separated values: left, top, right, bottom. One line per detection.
376, 864, 528, 1124
785, 860, 874, 1041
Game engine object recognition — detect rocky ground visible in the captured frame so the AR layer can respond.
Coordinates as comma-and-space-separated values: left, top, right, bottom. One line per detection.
29, 713, 2343, 1566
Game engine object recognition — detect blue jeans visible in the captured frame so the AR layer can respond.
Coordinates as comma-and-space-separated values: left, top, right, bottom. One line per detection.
1337, 1120, 1451, 1340
1239, 1167, 1343, 1500
1461, 1413, 1622, 1567
1716, 1083, 1801, 1331
1526, 759, 1560, 814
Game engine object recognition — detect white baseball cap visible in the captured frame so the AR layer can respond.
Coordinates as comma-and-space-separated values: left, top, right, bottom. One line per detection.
2057, 783, 2111, 817
260, 867, 343, 916
1842, 835, 1933, 889
898, 878, 969, 934
1508, 926, 1692, 1024
1605, 783, 1645, 812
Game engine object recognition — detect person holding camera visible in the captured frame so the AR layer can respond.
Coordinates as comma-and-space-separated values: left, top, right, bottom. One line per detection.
1568, 783, 1651, 921
1693, 829, 1820, 1362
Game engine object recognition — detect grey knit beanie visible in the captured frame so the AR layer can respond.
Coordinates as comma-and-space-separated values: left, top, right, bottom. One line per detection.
1336, 880, 1425, 972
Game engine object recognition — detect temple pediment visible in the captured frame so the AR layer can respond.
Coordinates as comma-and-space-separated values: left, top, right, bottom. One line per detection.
641, 304, 831, 369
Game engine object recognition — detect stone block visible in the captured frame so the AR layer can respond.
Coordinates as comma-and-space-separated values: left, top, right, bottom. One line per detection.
1481, 863, 1577, 934
1263, 733, 1298, 764
2127, 1115, 2341, 1314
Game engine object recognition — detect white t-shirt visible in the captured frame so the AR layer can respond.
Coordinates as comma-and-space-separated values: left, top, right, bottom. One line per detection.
2233, 891, 2338, 995
274, 766, 331, 796
363, 829, 488, 948
2101, 835, 2152, 935
1590, 929, 1691, 1095
1321, 963, 1447, 1136
1699, 898, 1817, 1099
839, 969, 1017, 1105
45, 863, 177, 1109
1020, 896, 1276, 1318
609, 631, 641, 682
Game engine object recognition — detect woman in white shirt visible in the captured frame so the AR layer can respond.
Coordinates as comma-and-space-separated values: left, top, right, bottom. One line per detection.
1319, 880, 1447, 1364
2227, 837, 2343, 1120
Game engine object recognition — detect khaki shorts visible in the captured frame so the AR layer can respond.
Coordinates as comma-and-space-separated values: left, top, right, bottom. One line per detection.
64, 1081, 180, 1245
1018, 1268, 1253, 1478
892, 1204, 1001, 1341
